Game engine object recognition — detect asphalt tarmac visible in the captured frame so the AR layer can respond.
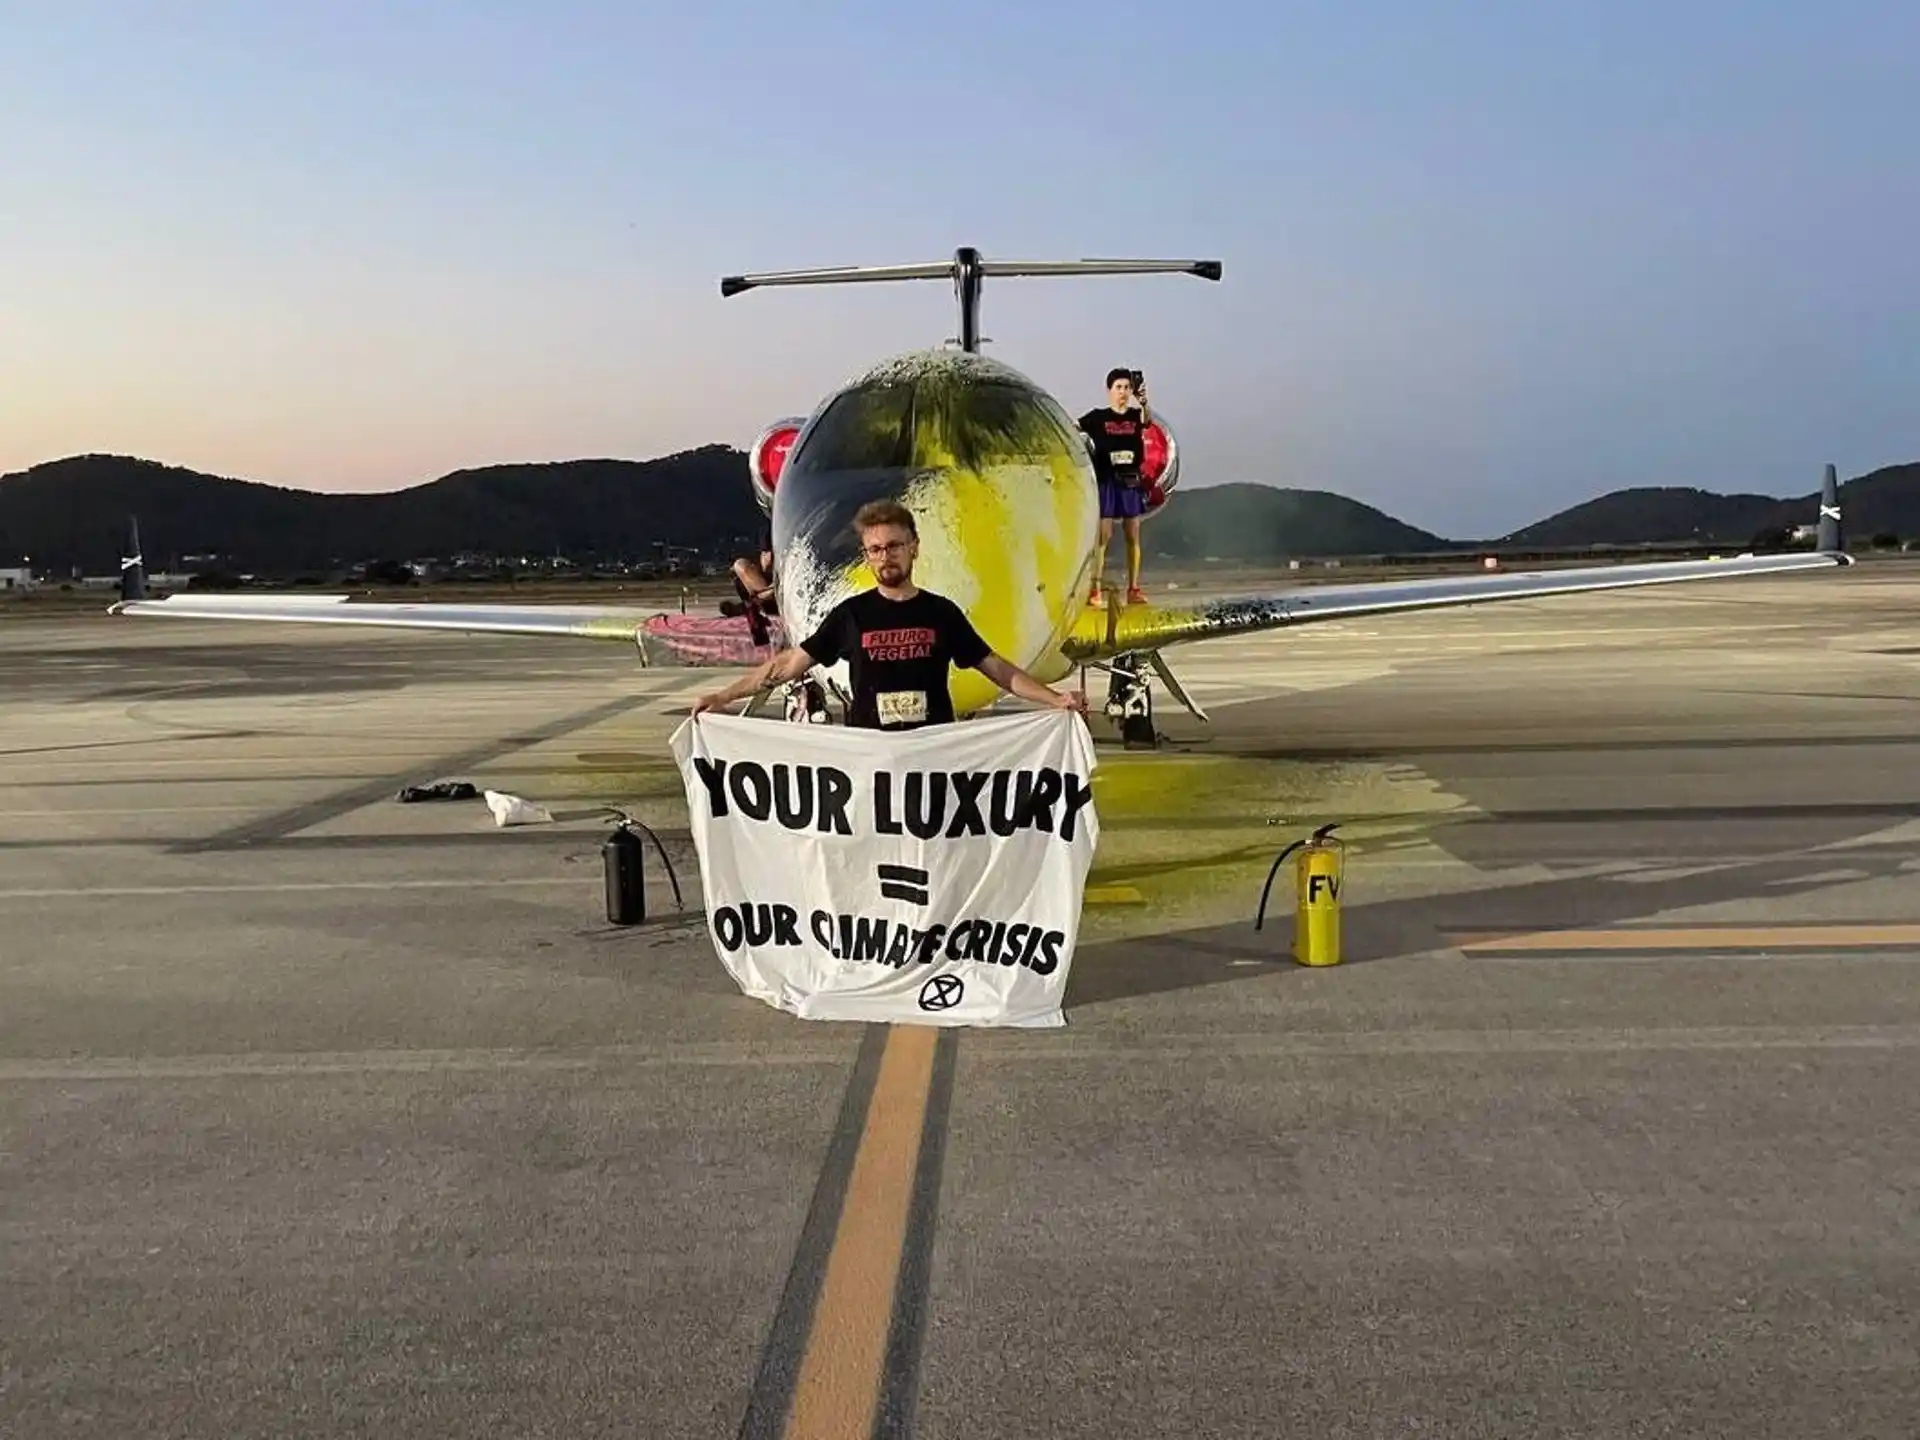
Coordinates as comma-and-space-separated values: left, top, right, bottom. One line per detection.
5, 560, 1920, 1438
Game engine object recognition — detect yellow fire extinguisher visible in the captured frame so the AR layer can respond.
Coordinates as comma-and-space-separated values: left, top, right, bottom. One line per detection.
1254, 822, 1345, 966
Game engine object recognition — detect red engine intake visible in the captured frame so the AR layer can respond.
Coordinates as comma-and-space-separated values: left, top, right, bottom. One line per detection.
1138, 412, 1181, 519
748, 417, 806, 514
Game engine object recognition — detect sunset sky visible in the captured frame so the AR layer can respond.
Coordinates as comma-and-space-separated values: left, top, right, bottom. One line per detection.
3, 0, 1913, 539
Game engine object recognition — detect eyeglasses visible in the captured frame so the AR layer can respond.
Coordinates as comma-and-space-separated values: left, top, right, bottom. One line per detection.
862, 541, 910, 558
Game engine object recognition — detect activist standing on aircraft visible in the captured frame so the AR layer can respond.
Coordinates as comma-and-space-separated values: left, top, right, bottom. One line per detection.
691, 500, 1087, 729
1078, 367, 1152, 609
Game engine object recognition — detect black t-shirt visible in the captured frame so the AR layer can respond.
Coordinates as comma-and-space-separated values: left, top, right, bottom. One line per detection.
1078, 406, 1149, 487
798, 588, 991, 730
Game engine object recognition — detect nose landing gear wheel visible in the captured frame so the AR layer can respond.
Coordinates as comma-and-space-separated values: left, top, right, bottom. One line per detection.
1090, 649, 1209, 749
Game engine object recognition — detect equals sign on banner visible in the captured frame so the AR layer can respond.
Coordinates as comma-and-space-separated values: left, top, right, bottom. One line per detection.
877, 863, 930, 906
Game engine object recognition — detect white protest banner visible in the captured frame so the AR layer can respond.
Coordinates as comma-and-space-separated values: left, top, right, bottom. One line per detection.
667, 708, 1100, 1027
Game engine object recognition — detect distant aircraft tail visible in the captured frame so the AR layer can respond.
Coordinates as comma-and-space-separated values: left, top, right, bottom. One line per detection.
1817, 463, 1844, 555
119, 515, 146, 604
719, 245, 1222, 352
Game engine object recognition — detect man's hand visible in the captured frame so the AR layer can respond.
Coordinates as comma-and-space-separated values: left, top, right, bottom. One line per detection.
689, 648, 811, 717
1047, 687, 1089, 715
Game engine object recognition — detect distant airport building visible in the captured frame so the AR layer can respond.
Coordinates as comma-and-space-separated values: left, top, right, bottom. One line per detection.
72, 571, 196, 591
0, 566, 33, 591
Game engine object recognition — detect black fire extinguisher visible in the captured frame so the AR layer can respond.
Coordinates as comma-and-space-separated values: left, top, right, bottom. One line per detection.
602, 811, 682, 927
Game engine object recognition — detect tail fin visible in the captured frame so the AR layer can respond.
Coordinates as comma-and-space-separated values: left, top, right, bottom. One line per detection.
1817, 463, 1844, 555
719, 245, 1222, 352
117, 515, 146, 605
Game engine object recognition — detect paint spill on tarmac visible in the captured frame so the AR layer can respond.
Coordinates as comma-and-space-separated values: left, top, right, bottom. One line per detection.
1075, 751, 1477, 936
532, 735, 1486, 942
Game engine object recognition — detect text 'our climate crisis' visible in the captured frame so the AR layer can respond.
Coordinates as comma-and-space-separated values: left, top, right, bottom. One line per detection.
710, 900, 1067, 975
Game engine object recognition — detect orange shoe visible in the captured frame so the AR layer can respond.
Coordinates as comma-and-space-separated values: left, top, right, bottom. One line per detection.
1126, 586, 1148, 606
1087, 584, 1105, 609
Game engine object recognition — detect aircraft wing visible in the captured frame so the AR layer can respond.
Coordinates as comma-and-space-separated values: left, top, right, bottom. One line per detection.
1062, 549, 1851, 662
111, 592, 654, 639
109, 592, 782, 667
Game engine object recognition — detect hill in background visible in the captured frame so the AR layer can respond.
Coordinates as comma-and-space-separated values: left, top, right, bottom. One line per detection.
1500, 464, 1920, 547
1499, 487, 1787, 547
1, 450, 1915, 576
0, 450, 761, 574
1140, 482, 1450, 558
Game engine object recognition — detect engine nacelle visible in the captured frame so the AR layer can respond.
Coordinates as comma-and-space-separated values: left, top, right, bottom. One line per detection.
747, 416, 806, 514
1139, 411, 1181, 519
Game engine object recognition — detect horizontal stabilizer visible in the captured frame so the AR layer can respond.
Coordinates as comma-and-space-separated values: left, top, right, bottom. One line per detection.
720, 245, 1223, 351
721, 262, 955, 296
981, 258, 1222, 281
720, 255, 1221, 295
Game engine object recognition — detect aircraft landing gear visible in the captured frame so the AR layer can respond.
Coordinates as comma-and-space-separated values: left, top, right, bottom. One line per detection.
1106, 654, 1158, 749
783, 677, 832, 724
743, 674, 843, 724
1085, 649, 1210, 750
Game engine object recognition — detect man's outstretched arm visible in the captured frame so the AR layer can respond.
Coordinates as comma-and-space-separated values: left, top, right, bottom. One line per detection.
691, 646, 815, 714
974, 653, 1086, 712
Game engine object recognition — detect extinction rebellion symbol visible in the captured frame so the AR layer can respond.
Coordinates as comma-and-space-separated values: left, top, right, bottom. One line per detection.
918, 974, 964, 1011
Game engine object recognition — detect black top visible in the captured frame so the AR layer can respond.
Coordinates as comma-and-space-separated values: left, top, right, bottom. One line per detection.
798, 588, 992, 730
1078, 405, 1149, 487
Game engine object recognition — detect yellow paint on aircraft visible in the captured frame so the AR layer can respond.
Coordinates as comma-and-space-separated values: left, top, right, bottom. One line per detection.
909, 457, 1097, 714
1059, 600, 1219, 665
777, 348, 1100, 716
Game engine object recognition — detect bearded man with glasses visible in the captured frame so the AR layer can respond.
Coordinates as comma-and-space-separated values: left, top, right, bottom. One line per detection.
691, 500, 1085, 730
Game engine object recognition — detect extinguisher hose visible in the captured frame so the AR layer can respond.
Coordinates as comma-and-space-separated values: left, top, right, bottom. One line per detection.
1253, 840, 1305, 931
604, 808, 685, 911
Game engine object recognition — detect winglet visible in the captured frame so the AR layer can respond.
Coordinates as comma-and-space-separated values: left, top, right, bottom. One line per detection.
109, 514, 146, 611
1817, 463, 1845, 557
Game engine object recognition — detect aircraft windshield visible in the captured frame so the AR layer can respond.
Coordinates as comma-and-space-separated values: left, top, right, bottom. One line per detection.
913, 381, 1080, 469
788, 376, 1080, 475
788, 382, 915, 473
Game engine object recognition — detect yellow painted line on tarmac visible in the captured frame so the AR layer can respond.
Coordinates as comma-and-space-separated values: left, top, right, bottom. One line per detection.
1455, 923, 1920, 952
783, 1023, 938, 1440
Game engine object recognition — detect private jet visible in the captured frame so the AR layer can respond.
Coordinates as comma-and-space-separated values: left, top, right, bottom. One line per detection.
111, 247, 1854, 745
